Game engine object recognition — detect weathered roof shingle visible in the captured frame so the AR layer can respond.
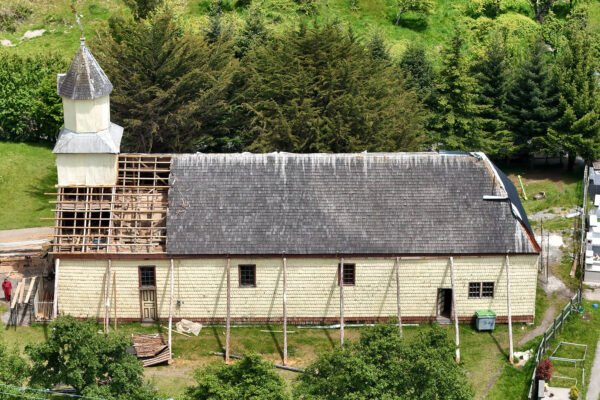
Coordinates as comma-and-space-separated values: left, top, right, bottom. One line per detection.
57, 42, 113, 100
166, 152, 538, 255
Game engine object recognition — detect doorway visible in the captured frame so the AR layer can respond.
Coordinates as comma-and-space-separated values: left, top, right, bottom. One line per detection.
437, 288, 452, 319
139, 266, 157, 322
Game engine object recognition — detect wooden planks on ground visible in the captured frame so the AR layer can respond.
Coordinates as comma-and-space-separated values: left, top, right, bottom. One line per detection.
133, 334, 171, 367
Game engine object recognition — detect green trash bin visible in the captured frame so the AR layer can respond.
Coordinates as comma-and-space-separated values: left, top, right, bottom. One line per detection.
475, 310, 496, 331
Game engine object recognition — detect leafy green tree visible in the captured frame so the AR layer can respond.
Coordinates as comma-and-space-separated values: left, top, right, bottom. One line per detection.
25, 316, 155, 400
98, 6, 237, 152
295, 323, 473, 400
533, 0, 557, 22
471, 34, 514, 159
0, 341, 28, 386
503, 38, 559, 158
122, 0, 163, 20
185, 353, 288, 400
430, 31, 486, 153
235, 23, 426, 153
0, 52, 66, 143
393, 0, 435, 25
550, 11, 600, 167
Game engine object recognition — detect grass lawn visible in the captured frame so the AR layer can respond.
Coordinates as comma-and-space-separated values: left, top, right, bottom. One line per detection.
487, 299, 600, 399
0, 290, 554, 399
1, 0, 546, 65
505, 164, 585, 218
0, 141, 56, 230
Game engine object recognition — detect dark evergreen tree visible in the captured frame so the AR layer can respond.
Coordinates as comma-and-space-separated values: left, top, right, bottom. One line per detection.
550, 11, 600, 167
234, 9, 269, 58
206, 1, 225, 44
122, 0, 163, 20
430, 31, 486, 153
366, 30, 390, 61
503, 39, 559, 159
399, 43, 434, 100
471, 34, 513, 160
234, 23, 426, 153
98, 7, 237, 153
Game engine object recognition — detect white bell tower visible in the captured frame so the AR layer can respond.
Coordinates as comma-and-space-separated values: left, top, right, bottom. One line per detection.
53, 37, 123, 186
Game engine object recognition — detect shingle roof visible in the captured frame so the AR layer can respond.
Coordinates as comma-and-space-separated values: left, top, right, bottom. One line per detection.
57, 41, 113, 100
166, 152, 539, 255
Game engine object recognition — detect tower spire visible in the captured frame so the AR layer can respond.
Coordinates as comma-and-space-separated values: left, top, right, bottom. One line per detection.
70, 2, 85, 44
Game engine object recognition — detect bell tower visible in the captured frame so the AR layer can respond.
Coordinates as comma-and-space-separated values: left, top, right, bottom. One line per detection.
52, 37, 123, 186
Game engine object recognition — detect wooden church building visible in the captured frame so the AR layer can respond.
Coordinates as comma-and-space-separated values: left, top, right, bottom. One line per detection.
48, 39, 541, 335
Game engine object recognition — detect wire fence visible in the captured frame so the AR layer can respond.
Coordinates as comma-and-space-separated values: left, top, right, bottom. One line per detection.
527, 289, 582, 399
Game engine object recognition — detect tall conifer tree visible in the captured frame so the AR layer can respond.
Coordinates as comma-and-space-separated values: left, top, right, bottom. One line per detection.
471, 34, 512, 159
235, 23, 426, 153
99, 5, 237, 153
503, 39, 559, 159
550, 11, 600, 167
430, 31, 486, 152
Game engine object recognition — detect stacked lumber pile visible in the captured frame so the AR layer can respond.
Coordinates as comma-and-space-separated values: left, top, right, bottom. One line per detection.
132, 334, 171, 367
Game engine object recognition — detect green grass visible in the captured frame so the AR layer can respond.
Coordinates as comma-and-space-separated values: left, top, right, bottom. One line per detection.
0, 286, 580, 399
0, 142, 56, 230
487, 299, 600, 399
0, 0, 128, 57
505, 164, 585, 217
0, 312, 545, 399
0, 0, 534, 63
545, 300, 600, 398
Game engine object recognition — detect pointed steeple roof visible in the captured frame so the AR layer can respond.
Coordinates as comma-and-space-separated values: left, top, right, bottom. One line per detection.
57, 40, 113, 100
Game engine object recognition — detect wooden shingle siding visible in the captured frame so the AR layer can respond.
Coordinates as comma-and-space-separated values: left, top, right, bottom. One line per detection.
56, 255, 537, 321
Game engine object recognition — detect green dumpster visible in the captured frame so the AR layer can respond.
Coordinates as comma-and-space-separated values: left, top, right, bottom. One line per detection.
475, 310, 496, 331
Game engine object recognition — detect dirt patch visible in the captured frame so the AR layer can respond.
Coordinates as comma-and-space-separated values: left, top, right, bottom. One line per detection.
480, 366, 504, 400
0, 227, 53, 243
21, 29, 45, 39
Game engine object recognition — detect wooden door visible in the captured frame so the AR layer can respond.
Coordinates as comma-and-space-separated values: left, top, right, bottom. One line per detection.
437, 289, 445, 316
139, 266, 157, 321
140, 289, 157, 321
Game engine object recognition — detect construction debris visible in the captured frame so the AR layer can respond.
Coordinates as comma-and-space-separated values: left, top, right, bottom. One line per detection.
132, 334, 171, 367
533, 191, 546, 200
176, 319, 202, 336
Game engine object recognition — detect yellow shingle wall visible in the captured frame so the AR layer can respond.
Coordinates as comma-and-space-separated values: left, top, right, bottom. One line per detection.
56, 255, 538, 320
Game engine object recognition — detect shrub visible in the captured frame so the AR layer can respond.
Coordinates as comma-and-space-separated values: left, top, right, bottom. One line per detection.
186, 352, 288, 400
535, 358, 553, 381
0, 4, 32, 32
0, 52, 67, 143
569, 385, 579, 400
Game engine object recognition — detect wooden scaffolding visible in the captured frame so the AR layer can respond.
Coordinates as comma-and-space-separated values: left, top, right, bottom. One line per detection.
47, 154, 172, 254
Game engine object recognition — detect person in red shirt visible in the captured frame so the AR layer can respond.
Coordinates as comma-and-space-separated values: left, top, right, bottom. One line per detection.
2, 278, 11, 302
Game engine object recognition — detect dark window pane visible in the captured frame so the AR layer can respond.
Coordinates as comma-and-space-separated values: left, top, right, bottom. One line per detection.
339, 264, 355, 286
482, 282, 494, 298
239, 265, 256, 287
468, 282, 481, 298
140, 267, 155, 287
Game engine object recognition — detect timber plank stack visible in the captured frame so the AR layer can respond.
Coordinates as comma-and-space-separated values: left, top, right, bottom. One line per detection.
133, 334, 170, 366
